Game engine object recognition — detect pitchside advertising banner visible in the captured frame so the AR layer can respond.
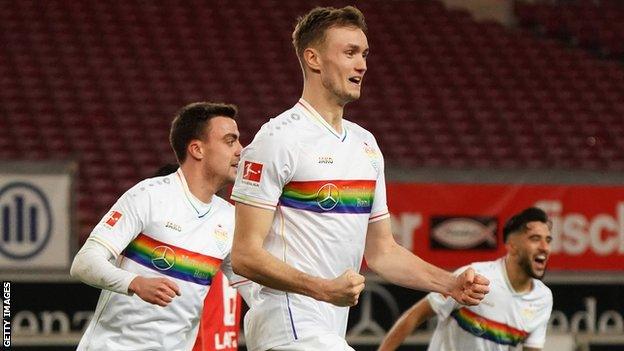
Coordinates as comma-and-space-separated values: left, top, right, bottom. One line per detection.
7, 281, 624, 350
387, 182, 624, 271
0, 162, 74, 273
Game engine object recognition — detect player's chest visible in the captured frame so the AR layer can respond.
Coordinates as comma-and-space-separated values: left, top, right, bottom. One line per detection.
474, 287, 543, 330
294, 137, 381, 180
142, 208, 231, 260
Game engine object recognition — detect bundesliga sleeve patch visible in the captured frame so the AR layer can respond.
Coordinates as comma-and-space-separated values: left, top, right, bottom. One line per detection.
242, 161, 263, 183
104, 210, 123, 228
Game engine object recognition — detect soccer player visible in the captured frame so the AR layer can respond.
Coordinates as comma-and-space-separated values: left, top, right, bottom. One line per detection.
70, 102, 243, 350
230, 6, 490, 351
378, 207, 553, 351
149, 163, 247, 351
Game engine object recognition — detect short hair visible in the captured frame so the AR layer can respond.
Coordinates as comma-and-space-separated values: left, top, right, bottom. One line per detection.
292, 6, 367, 65
503, 207, 550, 242
169, 102, 237, 163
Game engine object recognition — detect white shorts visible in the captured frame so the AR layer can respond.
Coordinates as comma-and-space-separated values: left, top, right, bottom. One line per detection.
270, 333, 354, 351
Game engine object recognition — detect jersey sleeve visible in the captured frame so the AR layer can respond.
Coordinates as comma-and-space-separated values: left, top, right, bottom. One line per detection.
221, 254, 255, 306
523, 289, 553, 348
369, 138, 389, 223
426, 292, 460, 320
231, 126, 298, 211
88, 185, 148, 256
221, 254, 250, 288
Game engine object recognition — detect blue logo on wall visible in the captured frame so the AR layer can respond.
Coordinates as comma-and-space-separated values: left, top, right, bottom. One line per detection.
0, 182, 53, 259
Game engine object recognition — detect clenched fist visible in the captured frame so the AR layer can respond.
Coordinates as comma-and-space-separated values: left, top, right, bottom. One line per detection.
450, 267, 490, 306
128, 276, 181, 307
322, 269, 366, 307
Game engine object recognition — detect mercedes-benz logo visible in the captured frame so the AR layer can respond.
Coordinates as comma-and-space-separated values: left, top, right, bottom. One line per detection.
151, 245, 176, 271
469, 316, 487, 336
316, 183, 340, 211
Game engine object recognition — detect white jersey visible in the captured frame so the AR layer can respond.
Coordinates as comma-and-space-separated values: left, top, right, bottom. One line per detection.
427, 258, 553, 351
78, 169, 235, 351
231, 99, 389, 351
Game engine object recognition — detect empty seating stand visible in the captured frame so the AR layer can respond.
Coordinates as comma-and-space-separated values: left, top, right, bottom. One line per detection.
1, 0, 622, 241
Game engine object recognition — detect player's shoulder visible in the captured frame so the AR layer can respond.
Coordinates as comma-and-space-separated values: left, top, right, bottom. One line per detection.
471, 259, 498, 271
247, 106, 309, 154
344, 119, 377, 143
123, 172, 177, 201
532, 279, 553, 301
463, 259, 501, 279
253, 108, 305, 143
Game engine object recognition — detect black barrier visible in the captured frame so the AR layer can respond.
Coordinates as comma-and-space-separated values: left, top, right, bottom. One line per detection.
8, 280, 624, 350
10, 281, 99, 350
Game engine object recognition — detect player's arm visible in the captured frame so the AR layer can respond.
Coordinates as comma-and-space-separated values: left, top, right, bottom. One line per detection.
70, 187, 180, 306
231, 202, 364, 307
70, 238, 180, 306
364, 218, 489, 305
522, 290, 552, 351
378, 298, 436, 351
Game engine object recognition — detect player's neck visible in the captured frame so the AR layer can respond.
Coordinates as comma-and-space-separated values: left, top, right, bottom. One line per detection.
179, 164, 216, 204
504, 256, 533, 293
301, 85, 344, 133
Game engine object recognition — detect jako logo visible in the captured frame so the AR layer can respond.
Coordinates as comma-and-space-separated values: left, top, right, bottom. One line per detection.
0, 182, 52, 259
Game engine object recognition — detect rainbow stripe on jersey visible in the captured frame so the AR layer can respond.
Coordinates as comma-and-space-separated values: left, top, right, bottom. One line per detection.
451, 307, 529, 346
124, 233, 222, 286
279, 180, 375, 214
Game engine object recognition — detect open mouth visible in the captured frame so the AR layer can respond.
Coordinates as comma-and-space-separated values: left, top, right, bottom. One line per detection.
348, 76, 362, 85
534, 254, 547, 269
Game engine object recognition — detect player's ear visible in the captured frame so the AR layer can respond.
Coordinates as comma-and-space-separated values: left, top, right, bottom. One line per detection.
505, 235, 518, 256
303, 47, 322, 73
187, 139, 204, 161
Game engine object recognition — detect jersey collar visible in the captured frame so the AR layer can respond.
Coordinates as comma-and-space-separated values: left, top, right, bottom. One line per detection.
176, 168, 212, 218
297, 98, 347, 142
500, 257, 532, 296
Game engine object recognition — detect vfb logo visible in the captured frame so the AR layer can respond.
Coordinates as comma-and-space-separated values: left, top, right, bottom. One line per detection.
0, 182, 52, 259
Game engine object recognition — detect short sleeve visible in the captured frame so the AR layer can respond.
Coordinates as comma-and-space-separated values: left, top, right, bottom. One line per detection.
524, 290, 553, 348
368, 139, 389, 223
89, 187, 148, 256
220, 254, 249, 287
427, 292, 460, 320
220, 254, 255, 306
231, 127, 297, 210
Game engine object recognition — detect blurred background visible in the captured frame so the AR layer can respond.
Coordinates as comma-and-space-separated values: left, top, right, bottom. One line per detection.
1, 0, 623, 350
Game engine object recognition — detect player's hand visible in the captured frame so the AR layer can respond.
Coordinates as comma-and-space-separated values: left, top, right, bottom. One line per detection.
450, 267, 490, 306
128, 276, 181, 307
323, 269, 365, 307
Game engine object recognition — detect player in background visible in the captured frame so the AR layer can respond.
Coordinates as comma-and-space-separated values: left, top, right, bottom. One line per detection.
150, 163, 247, 351
378, 207, 553, 351
230, 6, 490, 351
71, 102, 244, 350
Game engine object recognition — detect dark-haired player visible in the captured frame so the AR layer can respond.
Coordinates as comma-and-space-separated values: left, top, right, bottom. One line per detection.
71, 102, 246, 350
379, 207, 553, 351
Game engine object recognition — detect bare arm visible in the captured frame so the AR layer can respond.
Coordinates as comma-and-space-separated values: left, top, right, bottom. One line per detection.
364, 218, 489, 304
231, 202, 364, 306
523, 348, 541, 351
378, 298, 436, 351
